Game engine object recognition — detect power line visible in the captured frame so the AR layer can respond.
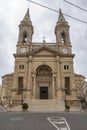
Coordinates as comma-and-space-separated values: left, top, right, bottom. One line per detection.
27, 0, 87, 24
27, 0, 59, 13
63, 0, 87, 12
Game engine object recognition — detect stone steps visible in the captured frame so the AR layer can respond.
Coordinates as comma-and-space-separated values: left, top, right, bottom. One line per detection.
10, 99, 65, 112
28, 99, 65, 112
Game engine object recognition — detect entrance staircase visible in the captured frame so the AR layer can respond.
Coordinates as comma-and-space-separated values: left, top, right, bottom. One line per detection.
10, 99, 65, 112
28, 99, 65, 112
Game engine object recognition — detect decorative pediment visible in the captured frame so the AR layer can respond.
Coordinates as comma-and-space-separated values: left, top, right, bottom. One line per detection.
32, 44, 57, 56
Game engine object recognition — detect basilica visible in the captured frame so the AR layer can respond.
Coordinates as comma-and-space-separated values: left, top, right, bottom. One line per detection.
1, 8, 86, 111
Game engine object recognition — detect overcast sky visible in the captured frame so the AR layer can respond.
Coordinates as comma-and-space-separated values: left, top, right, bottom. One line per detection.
0, 0, 87, 85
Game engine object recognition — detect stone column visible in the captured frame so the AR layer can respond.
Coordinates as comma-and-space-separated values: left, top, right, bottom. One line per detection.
70, 62, 77, 100
33, 75, 36, 98
26, 56, 32, 99
56, 56, 62, 100
52, 74, 55, 98
56, 56, 61, 90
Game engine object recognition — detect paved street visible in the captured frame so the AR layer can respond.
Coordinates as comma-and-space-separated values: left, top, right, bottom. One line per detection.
0, 112, 87, 130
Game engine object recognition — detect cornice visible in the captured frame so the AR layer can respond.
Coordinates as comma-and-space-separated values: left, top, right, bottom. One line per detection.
13, 52, 75, 58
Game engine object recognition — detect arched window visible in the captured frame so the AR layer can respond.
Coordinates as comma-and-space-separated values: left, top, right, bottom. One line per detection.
61, 32, 66, 43
23, 32, 27, 43
36, 65, 52, 76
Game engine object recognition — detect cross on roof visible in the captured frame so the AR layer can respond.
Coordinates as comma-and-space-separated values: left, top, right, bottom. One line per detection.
43, 36, 46, 43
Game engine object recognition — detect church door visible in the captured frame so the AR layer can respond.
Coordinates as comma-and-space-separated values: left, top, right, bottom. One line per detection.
40, 87, 48, 99
36, 65, 52, 99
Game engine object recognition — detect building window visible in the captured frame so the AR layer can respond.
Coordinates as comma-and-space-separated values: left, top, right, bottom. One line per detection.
65, 77, 70, 95
19, 65, 24, 69
18, 77, 23, 95
36, 65, 52, 76
61, 32, 66, 43
23, 32, 27, 43
64, 65, 69, 70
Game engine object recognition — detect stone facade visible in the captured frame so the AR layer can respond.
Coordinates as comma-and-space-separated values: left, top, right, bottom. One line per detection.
1, 73, 13, 106
83, 83, 87, 102
1, 9, 86, 108
75, 74, 86, 98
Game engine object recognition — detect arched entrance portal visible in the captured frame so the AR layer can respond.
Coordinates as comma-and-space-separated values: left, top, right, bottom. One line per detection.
36, 65, 52, 99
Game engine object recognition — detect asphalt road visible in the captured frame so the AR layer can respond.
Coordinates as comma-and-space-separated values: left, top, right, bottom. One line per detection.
0, 112, 87, 130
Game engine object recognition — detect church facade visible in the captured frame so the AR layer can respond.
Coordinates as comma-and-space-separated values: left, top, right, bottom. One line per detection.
1, 9, 85, 109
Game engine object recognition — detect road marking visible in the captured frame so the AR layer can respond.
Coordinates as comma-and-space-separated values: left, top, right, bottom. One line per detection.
47, 117, 71, 130
9, 117, 24, 121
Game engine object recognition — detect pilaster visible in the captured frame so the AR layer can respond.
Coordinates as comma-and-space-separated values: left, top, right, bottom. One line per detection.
52, 74, 55, 99
56, 56, 62, 100
33, 74, 36, 98
26, 55, 32, 99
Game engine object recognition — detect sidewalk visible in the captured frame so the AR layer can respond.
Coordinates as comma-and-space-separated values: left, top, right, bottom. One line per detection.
70, 107, 83, 112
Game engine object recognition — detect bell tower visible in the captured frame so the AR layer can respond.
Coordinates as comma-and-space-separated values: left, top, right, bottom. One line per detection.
12, 9, 34, 101
18, 8, 34, 44
16, 8, 34, 54
55, 9, 77, 104
55, 9, 71, 54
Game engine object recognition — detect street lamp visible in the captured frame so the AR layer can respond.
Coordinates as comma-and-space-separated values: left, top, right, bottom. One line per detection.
20, 87, 26, 104
62, 87, 67, 107
64, 88, 67, 107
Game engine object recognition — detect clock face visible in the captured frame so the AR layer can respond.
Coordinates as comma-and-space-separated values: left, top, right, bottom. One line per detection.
20, 48, 26, 53
63, 48, 68, 53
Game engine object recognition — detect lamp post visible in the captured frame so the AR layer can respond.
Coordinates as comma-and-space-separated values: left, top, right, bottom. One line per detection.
9, 99, 13, 109
20, 87, 26, 105
21, 91, 23, 105
62, 87, 67, 107
62, 87, 71, 111
65, 90, 67, 107
64, 88, 67, 107
21, 87, 24, 105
